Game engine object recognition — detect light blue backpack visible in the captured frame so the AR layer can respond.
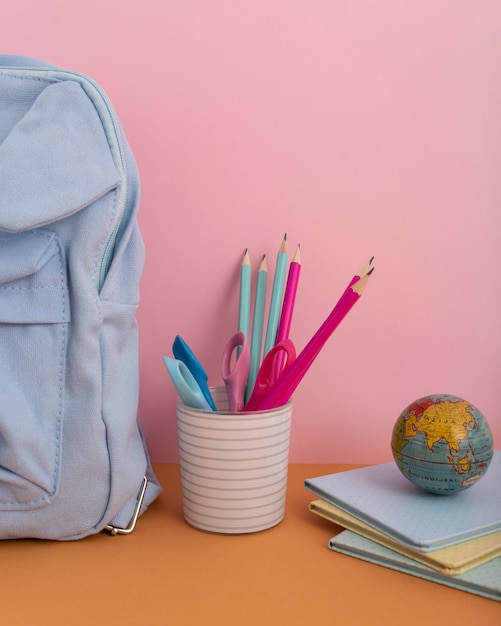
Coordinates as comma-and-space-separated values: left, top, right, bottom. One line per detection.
0, 55, 161, 539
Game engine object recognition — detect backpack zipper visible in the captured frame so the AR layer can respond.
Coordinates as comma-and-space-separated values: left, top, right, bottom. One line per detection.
0, 65, 127, 292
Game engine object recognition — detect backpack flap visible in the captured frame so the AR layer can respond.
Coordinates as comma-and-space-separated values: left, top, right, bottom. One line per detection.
0, 80, 121, 232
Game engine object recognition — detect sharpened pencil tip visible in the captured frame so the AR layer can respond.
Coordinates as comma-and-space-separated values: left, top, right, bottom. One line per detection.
352, 269, 373, 295
357, 257, 374, 278
279, 235, 288, 254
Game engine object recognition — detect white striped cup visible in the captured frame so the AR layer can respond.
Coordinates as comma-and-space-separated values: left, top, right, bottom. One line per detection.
176, 387, 292, 533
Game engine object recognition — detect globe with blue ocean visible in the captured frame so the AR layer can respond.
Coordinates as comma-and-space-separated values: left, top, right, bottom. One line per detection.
391, 394, 494, 495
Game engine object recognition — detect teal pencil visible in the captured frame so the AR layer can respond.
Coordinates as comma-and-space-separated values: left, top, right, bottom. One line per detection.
263, 234, 288, 356
238, 248, 251, 339
245, 254, 268, 402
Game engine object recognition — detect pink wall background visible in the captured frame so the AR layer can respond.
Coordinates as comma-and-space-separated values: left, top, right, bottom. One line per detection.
2, 1, 500, 463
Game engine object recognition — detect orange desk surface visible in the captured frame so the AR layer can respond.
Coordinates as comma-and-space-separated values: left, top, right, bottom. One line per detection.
3, 464, 500, 625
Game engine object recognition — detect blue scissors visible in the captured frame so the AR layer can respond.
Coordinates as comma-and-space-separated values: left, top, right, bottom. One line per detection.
221, 331, 296, 412
162, 357, 213, 410
172, 335, 217, 410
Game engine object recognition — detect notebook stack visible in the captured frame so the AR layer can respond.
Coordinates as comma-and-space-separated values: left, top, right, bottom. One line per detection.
305, 450, 501, 602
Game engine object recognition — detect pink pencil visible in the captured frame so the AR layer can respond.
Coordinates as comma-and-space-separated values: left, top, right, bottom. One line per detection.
341, 256, 374, 298
274, 244, 301, 376
275, 244, 301, 345
254, 267, 374, 410
318, 256, 374, 330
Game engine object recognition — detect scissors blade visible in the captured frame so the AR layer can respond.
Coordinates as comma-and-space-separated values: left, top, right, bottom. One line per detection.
172, 335, 217, 410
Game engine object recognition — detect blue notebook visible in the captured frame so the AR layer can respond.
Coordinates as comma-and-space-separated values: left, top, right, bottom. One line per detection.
305, 450, 501, 551
329, 530, 501, 602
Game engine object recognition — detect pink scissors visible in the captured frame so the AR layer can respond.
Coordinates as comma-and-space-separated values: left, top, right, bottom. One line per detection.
221, 332, 296, 412
243, 338, 296, 411
221, 331, 251, 412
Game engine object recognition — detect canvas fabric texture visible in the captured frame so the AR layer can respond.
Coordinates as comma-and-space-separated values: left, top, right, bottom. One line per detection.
0, 55, 161, 539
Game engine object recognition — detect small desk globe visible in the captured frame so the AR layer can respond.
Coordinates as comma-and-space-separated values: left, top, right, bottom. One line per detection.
391, 394, 493, 495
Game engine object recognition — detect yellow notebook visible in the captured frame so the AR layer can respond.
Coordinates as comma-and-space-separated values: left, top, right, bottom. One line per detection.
309, 498, 501, 576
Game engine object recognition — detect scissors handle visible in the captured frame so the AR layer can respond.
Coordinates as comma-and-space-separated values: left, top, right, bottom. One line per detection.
163, 357, 213, 411
243, 339, 296, 412
221, 331, 250, 412
172, 335, 216, 411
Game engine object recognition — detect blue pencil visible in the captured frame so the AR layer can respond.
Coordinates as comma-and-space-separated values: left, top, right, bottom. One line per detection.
263, 234, 288, 356
245, 254, 268, 402
238, 248, 251, 340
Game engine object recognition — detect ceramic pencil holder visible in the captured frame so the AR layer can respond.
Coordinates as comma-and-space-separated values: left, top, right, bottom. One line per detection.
175, 386, 292, 534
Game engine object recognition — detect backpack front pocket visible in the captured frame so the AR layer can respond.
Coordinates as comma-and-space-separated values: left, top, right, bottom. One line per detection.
0, 230, 69, 509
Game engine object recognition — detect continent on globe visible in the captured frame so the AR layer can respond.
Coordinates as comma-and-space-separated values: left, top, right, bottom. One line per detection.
403, 398, 474, 471
391, 394, 494, 495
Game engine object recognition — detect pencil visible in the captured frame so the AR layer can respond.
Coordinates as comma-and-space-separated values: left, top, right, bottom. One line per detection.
275, 244, 301, 345
349, 256, 374, 288
254, 268, 374, 410
245, 254, 268, 401
263, 234, 288, 356
274, 244, 301, 376
238, 248, 251, 340
332, 256, 374, 315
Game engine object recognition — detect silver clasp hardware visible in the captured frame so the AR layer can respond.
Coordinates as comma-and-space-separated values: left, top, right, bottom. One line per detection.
104, 475, 148, 536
